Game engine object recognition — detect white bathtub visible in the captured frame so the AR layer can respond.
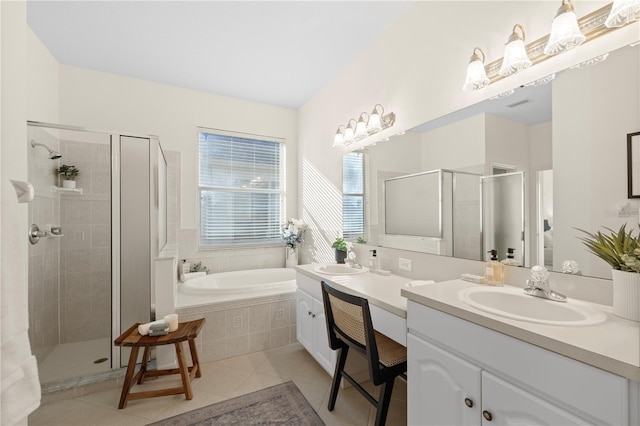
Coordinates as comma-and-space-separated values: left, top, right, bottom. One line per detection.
177, 268, 297, 308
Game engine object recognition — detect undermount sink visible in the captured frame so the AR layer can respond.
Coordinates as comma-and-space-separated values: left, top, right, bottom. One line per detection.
314, 264, 369, 275
459, 286, 607, 326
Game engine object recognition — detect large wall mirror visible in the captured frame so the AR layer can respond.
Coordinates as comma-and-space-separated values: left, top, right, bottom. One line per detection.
349, 42, 640, 280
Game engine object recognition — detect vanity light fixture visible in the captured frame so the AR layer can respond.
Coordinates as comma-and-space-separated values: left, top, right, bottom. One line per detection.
544, 0, 586, 56
499, 24, 532, 76
367, 104, 384, 134
463, 47, 490, 91
355, 113, 369, 141
333, 125, 346, 147
343, 119, 356, 145
332, 105, 396, 148
605, 0, 640, 28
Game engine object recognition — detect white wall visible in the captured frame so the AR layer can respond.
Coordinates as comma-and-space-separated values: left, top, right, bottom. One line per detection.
57, 65, 298, 231
27, 29, 58, 123
420, 113, 485, 172
1, 1, 43, 422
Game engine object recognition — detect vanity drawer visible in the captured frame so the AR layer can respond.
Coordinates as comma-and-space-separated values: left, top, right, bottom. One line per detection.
407, 301, 629, 425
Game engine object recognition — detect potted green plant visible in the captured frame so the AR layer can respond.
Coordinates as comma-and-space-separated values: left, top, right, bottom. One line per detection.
356, 236, 367, 244
577, 224, 640, 321
332, 237, 348, 264
56, 164, 80, 189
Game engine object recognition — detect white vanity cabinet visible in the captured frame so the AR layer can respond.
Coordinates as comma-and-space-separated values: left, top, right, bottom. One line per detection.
407, 301, 632, 426
296, 274, 336, 375
409, 335, 586, 425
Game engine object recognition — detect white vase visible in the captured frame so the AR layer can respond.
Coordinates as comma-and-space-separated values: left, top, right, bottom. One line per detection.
285, 247, 298, 268
62, 180, 76, 189
611, 269, 640, 322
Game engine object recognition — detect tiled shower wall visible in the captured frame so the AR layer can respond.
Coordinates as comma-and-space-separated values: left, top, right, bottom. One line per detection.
27, 127, 61, 363
59, 140, 111, 343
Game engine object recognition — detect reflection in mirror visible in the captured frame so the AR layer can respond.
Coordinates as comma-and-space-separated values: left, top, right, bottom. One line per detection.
350, 42, 639, 280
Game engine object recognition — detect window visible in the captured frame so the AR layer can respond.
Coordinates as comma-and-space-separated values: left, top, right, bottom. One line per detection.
198, 130, 285, 247
343, 152, 365, 239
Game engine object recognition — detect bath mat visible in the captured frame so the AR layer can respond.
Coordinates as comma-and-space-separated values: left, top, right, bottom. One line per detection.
147, 381, 324, 426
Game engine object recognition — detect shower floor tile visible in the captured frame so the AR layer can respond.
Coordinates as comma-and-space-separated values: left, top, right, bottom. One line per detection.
39, 337, 112, 385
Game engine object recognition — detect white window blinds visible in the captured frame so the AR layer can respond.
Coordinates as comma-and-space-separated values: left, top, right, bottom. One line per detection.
343, 152, 364, 239
199, 131, 284, 246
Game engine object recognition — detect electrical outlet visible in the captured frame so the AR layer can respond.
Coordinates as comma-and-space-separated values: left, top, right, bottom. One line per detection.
275, 308, 285, 321
399, 258, 412, 271
232, 315, 242, 328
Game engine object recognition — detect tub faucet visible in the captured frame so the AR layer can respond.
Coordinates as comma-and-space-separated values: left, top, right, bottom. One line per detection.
524, 265, 567, 302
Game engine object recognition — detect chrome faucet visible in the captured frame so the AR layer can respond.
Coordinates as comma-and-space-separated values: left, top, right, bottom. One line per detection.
524, 265, 567, 302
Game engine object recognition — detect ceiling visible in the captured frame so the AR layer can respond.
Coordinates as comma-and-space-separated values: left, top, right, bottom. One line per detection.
27, 1, 413, 109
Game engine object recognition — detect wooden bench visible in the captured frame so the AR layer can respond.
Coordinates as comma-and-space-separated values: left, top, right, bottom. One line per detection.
114, 318, 206, 409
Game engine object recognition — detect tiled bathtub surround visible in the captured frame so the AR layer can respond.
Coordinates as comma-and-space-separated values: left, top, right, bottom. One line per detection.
177, 293, 297, 363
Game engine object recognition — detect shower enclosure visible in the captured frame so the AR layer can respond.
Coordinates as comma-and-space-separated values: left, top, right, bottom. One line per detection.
26, 122, 167, 387
382, 169, 482, 259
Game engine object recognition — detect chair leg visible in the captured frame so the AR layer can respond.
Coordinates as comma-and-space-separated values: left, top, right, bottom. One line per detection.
374, 378, 396, 426
327, 346, 349, 411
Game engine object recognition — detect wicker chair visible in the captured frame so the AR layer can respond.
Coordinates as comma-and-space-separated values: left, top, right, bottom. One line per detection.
321, 281, 407, 426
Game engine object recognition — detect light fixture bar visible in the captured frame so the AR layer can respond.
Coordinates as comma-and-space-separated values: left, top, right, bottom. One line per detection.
332, 105, 396, 148
484, 3, 628, 85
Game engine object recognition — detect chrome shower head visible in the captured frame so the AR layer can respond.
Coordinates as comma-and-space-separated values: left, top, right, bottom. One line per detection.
31, 140, 62, 159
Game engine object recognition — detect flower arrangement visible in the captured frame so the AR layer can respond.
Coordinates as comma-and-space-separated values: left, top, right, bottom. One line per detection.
282, 218, 307, 249
577, 224, 640, 273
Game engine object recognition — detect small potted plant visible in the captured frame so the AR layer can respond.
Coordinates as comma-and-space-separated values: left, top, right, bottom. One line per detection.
56, 164, 80, 189
577, 224, 640, 321
332, 237, 348, 264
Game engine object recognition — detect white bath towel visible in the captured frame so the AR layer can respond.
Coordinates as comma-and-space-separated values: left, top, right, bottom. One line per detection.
180, 271, 206, 282
164, 314, 179, 332
1, 354, 41, 425
1, 179, 42, 425
138, 319, 168, 336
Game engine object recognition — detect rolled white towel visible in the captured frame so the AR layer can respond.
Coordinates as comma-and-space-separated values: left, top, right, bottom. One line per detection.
164, 314, 179, 332
180, 271, 207, 282
138, 319, 167, 336
405, 280, 436, 287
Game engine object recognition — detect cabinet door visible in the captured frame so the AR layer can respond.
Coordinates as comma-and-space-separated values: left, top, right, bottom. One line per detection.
296, 290, 314, 352
481, 372, 590, 426
312, 297, 337, 374
408, 334, 481, 426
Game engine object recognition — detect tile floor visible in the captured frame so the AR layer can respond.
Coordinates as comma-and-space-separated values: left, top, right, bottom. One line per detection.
29, 342, 407, 426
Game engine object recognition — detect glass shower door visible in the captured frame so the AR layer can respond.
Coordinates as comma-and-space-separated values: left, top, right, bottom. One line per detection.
481, 172, 524, 264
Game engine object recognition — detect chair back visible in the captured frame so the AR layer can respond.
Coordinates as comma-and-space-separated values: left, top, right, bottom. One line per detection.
321, 281, 381, 378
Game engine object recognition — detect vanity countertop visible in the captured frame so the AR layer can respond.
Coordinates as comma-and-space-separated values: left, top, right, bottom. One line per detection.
402, 279, 640, 382
296, 264, 411, 318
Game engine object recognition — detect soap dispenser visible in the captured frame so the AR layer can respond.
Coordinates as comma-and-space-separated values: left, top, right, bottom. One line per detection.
485, 250, 505, 286
501, 248, 522, 267
369, 250, 380, 271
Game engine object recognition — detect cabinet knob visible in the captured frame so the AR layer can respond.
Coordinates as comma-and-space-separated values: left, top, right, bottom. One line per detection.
482, 411, 493, 422
464, 398, 473, 408
311, 313, 316, 318
308, 311, 312, 316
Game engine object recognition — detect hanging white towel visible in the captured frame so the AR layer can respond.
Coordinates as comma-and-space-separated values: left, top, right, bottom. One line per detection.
1, 179, 42, 425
